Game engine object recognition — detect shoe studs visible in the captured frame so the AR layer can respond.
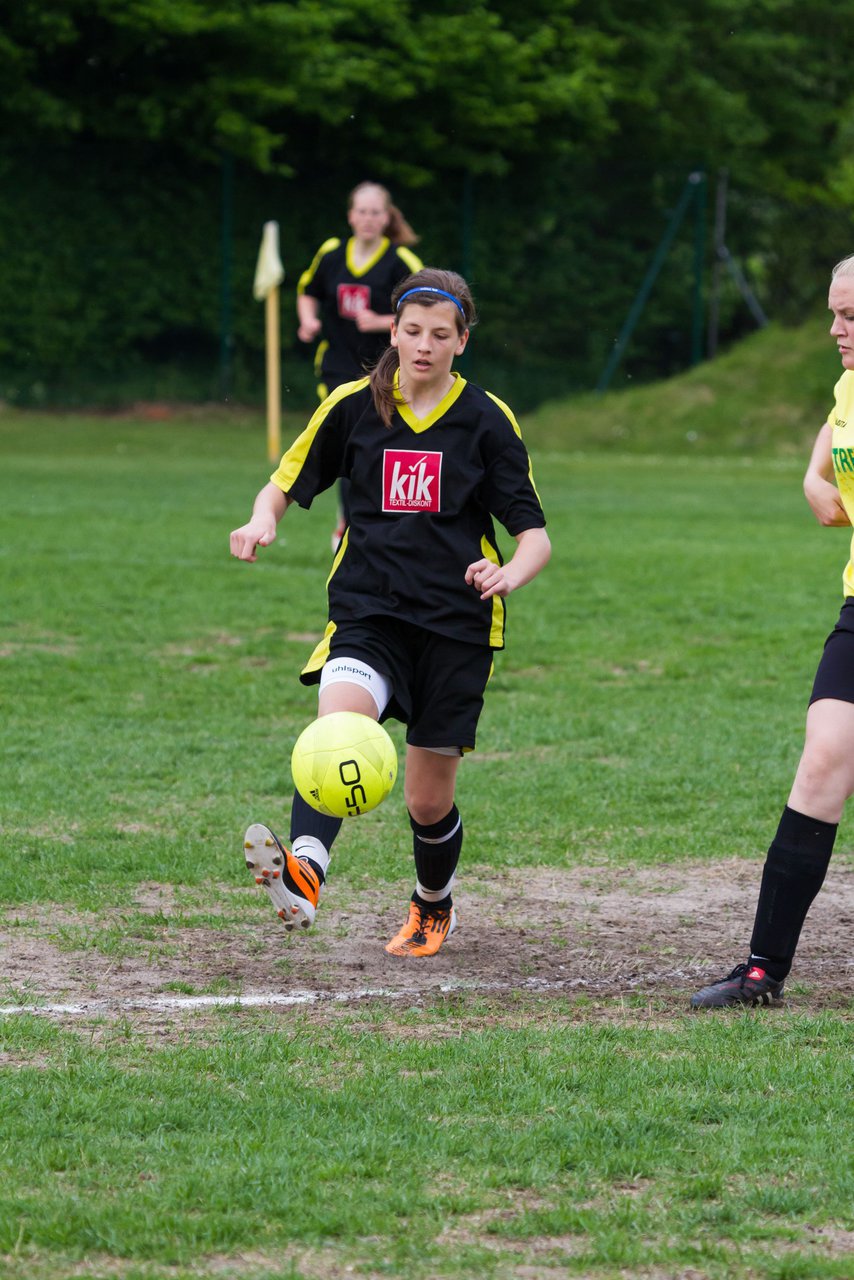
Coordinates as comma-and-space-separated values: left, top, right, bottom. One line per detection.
246, 826, 315, 933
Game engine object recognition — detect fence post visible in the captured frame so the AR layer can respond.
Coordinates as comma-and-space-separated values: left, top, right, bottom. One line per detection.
596, 172, 703, 393
458, 171, 475, 377
691, 171, 707, 365
220, 152, 235, 400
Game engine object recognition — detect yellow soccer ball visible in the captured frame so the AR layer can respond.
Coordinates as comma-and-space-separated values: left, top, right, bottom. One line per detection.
291, 712, 398, 818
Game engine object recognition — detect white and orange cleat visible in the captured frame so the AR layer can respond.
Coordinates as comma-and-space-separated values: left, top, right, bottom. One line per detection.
243, 823, 320, 931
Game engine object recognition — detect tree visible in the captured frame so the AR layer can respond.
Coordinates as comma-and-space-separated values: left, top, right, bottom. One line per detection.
1, 0, 853, 404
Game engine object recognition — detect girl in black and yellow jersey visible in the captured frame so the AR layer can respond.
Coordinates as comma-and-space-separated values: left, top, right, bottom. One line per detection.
692, 254, 854, 1008
297, 182, 423, 545
231, 268, 551, 957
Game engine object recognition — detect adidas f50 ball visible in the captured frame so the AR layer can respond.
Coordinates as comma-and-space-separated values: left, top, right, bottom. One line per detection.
291, 712, 398, 818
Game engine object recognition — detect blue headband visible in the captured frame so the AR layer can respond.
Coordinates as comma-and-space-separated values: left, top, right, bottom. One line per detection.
396, 286, 466, 319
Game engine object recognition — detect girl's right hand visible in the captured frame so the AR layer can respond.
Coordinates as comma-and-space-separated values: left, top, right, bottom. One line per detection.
297, 317, 322, 343
804, 474, 851, 526
229, 520, 277, 562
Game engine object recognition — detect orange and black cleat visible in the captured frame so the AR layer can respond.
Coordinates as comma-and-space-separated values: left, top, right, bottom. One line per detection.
243, 823, 320, 931
384, 898, 457, 958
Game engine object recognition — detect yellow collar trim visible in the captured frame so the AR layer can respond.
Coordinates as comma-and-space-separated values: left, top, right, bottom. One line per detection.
346, 236, 390, 277
394, 369, 467, 432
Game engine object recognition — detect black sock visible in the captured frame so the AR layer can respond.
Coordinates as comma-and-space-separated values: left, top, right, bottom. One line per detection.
410, 805, 463, 905
749, 805, 836, 980
289, 791, 342, 884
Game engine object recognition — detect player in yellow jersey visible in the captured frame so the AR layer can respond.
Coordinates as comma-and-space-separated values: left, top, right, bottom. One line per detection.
231, 268, 551, 957
692, 254, 854, 1008
297, 182, 423, 548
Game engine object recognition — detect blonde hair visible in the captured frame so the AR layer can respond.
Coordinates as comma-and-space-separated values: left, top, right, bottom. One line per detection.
348, 182, 419, 247
831, 255, 854, 279
370, 268, 478, 427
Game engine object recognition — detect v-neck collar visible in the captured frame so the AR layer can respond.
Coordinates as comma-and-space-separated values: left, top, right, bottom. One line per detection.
393, 369, 467, 433
346, 236, 390, 277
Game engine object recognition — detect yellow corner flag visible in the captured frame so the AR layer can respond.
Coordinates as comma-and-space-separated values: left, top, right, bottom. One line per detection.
254, 222, 285, 461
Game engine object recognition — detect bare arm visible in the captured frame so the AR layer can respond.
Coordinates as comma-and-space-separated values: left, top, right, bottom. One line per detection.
465, 527, 552, 600
354, 310, 395, 333
230, 482, 291, 562
804, 422, 850, 527
297, 294, 322, 343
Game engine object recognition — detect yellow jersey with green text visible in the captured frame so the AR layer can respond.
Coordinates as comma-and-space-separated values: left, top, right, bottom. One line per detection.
830, 370, 854, 596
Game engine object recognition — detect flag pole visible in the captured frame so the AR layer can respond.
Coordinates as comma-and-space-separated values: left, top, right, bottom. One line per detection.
265, 286, 281, 462
253, 222, 285, 462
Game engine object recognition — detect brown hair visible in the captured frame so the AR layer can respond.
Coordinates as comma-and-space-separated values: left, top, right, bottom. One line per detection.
370, 268, 478, 427
348, 181, 419, 247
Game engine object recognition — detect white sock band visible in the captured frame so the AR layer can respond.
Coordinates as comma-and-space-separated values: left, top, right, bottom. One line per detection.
320, 656, 392, 716
292, 835, 331, 876
415, 814, 462, 845
417, 875, 456, 902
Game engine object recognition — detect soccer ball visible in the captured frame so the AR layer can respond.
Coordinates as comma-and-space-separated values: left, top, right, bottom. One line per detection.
291, 712, 398, 818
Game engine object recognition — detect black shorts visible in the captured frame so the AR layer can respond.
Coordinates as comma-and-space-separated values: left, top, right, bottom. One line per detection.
302, 615, 494, 751
809, 598, 854, 705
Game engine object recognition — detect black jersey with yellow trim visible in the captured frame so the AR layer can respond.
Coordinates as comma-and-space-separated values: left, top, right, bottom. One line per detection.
270, 373, 546, 650
297, 237, 422, 383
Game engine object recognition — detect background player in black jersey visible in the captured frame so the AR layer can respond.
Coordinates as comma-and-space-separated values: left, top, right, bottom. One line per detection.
231, 268, 551, 957
691, 254, 854, 1009
297, 182, 423, 548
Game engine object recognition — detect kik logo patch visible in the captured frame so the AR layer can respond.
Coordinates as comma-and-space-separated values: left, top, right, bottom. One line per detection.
382, 450, 442, 513
337, 283, 370, 317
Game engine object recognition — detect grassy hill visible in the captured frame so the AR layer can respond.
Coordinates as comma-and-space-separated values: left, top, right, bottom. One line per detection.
523, 312, 842, 457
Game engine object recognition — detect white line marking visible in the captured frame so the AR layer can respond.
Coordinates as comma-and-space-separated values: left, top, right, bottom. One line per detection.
0, 977, 578, 1019
0, 988, 421, 1017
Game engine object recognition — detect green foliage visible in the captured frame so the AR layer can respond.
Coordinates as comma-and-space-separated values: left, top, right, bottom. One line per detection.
1, 1, 854, 407
0, 0, 617, 176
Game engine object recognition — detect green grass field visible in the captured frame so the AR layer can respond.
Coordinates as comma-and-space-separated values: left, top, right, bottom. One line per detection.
1, 319, 853, 1280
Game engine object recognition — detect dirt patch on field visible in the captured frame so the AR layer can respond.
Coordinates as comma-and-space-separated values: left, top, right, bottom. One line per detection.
1, 858, 852, 1030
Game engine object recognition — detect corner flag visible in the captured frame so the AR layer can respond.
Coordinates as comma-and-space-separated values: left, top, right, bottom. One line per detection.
253, 221, 285, 301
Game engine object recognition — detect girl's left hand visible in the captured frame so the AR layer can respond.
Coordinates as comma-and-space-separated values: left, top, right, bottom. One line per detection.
465, 558, 514, 600
354, 309, 389, 332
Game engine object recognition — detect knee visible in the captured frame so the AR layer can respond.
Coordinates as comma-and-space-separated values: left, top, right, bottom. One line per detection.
405, 791, 451, 828
798, 737, 854, 799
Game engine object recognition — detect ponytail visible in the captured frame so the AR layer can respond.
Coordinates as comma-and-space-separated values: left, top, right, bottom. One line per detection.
370, 346, 401, 428
386, 204, 419, 247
